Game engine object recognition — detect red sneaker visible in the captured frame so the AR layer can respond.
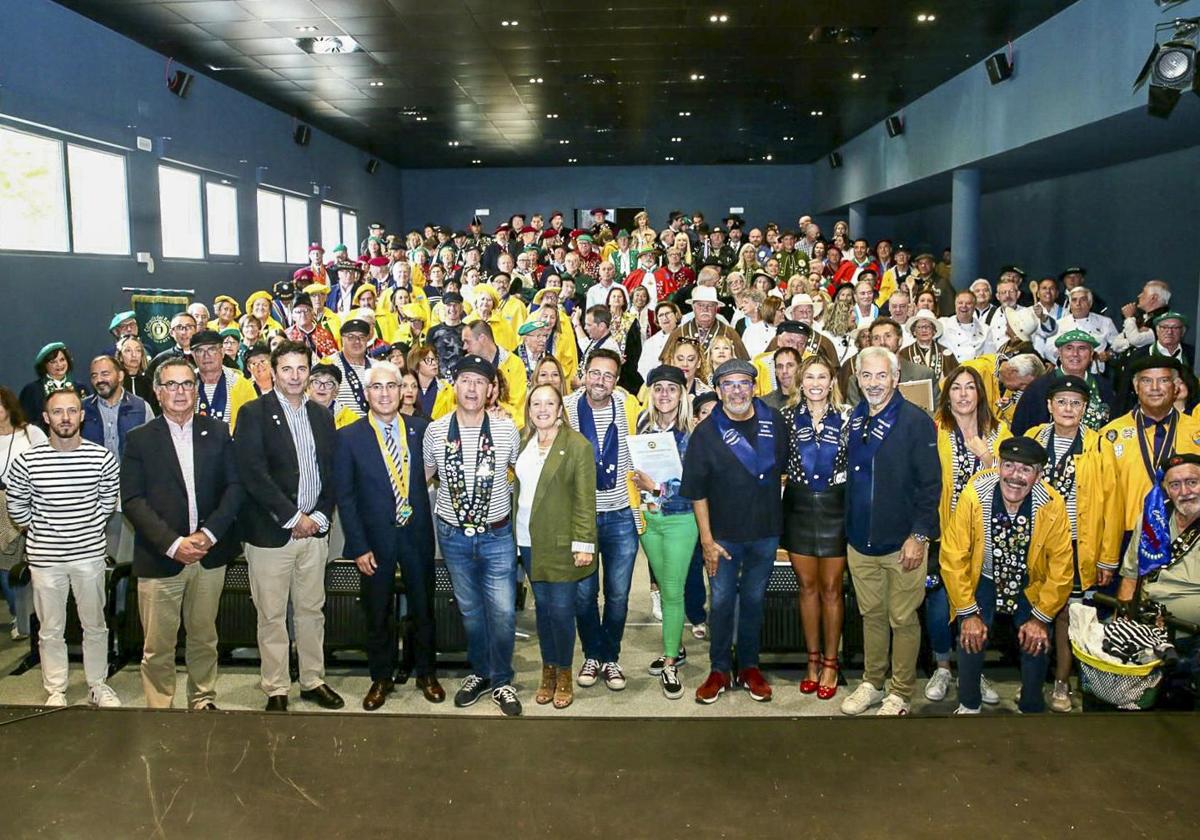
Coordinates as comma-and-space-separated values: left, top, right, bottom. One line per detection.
736, 667, 773, 702
695, 671, 731, 704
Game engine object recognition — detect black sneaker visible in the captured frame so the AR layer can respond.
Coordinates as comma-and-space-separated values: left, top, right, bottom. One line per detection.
491, 685, 523, 717
648, 647, 688, 676
660, 664, 683, 700
454, 674, 491, 708
577, 658, 601, 687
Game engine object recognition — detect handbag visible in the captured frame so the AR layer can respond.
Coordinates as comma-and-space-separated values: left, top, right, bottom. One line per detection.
0, 489, 19, 554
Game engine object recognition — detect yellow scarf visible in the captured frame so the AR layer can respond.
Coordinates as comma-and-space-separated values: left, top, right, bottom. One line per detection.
371, 414, 411, 521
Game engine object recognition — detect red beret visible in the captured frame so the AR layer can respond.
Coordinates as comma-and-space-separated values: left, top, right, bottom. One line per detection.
367, 256, 390, 267
519, 226, 537, 235
569, 229, 584, 239
540, 230, 558, 241
292, 267, 314, 281
590, 208, 606, 216
494, 223, 511, 234
307, 242, 324, 254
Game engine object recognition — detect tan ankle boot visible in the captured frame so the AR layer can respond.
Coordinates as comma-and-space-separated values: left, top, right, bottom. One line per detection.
553, 666, 574, 709
536, 664, 557, 705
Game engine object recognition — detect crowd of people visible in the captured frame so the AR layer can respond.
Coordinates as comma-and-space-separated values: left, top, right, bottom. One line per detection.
2, 207, 1197, 718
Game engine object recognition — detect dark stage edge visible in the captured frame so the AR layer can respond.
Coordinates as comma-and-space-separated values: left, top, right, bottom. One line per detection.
1, 706, 1196, 839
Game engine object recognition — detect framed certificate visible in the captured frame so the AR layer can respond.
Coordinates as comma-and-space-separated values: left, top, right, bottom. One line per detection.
627, 432, 683, 483
898, 379, 935, 413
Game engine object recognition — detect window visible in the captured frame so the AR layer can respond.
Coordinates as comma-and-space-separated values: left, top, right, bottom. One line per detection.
205, 182, 239, 256
321, 203, 359, 258
0, 125, 130, 255
158, 165, 203, 259
257, 187, 309, 264
67, 145, 130, 255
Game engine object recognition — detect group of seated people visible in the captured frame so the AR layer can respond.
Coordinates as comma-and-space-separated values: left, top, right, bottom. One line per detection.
1, 207, 1197, 719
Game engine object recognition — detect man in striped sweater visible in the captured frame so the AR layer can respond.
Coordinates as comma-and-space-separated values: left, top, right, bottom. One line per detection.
6, 387, 121, 707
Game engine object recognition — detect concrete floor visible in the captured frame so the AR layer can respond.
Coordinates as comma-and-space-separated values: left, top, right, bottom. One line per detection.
0, 557, 1063, 717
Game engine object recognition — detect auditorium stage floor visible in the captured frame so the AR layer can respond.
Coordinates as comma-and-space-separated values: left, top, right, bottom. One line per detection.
0, 705, 1196, 839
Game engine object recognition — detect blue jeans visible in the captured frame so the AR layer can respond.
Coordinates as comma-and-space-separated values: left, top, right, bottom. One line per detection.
520, 547, 586, 669
685, 543, 708, 625
438, 520, 517, 687
925, 586, 952, 661
957, 576, 1050, 713
576, 508, 639, 664
708, 537, 778, 673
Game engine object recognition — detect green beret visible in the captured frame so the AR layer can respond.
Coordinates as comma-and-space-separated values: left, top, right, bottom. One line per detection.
35, 342, 66, 366
576, 234, 594, 243
108, 310, 136, 332
1054, 329, 1099, 348
219, 327, 242, 340
518, 316, 548, 337
1153, 311, 1188, 328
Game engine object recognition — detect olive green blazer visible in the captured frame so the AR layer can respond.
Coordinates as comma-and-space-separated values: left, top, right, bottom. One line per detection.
513, 424, 598, 583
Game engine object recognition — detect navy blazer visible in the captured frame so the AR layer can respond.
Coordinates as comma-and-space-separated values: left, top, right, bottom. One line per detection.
334, 413, 434, 565
122, 415, 244, 578
233, 391, 337, 548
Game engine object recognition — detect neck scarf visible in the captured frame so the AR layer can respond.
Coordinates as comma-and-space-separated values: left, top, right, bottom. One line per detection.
989, 483, 1034, 615
578, 395, 620, 491
444, 412, 496, 533
1055, 368, 1109, 430
787, 404, 847, 491
848, 391, 903, 478
711, 399, 777, 484
373, 416, 412, 525
1147, 506, 1200, 582
1136, 408, 1178, 576
1042, 426, 1082, 502
950, 428, 985, 510
340, 352, 370, 414
912, 344, 944, 379
42, 376, 73, 396
196, 371, 229, 420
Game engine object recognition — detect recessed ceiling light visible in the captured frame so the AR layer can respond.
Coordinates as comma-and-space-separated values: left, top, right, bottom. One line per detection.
670, 136, 682, 142
567, 158, 578, 163
709, 14, 729, 23
501, 20, 519, 26
295, 25, 318, 32
558, 139, 570, 145
764, 154, 773, 161
472, 159, 482, 164
851, 72, 866, 80
783, 135, 794, 141
810, 110, 824, 116
678, 111, 692, 117
368, 81, 384, 87
546, 113, 559, 119
689, 73, 706, 81
916, 13, 936, 23
447, 140, 460, 147
296, 36, 359, 55
664, 156, 675, 161
529, 76, 544, 84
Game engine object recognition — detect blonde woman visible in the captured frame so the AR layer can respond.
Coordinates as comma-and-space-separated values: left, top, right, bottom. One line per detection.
707, 335, 737, 373
662, 335, 713, 395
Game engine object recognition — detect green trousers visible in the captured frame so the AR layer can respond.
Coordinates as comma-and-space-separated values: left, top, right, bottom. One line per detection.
641, 509, 699, 658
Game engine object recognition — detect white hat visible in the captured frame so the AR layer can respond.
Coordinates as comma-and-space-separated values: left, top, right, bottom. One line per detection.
688, 286, 719, 305
905, 309, 944, 339
1004, 306, 1039, 341
969, 278, 991, 292
789, 293, 824, 318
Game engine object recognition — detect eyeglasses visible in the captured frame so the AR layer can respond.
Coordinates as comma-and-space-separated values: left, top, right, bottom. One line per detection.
586, 370, 617, 383
718, 379, 754, 392
1052, 397, 1085, 409
367, 382, 400, 393
160, 380, 196, 392
309, 378, 337, 390
420, 356, 438, 366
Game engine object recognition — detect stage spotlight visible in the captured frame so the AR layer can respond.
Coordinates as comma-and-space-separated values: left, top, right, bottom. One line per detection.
167, 69, 192, 97
1134, 16, 1200, 118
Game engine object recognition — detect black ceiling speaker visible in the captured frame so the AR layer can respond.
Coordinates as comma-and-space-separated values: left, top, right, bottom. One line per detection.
294, 124, 311, 146
986, 52, 1013, 85
166, 70, 192, 98
828, 151, 843, 169
365, 158, 380, 174
885, 115, 904, 137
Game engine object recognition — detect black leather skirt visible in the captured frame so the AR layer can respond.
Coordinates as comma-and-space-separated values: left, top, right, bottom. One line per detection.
781, 482, 847, 557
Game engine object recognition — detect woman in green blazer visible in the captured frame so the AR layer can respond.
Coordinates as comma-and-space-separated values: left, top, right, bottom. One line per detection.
514, 383, 597, 709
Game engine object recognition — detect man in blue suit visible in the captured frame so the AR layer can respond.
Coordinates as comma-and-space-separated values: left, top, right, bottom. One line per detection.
334, 360, 442, 710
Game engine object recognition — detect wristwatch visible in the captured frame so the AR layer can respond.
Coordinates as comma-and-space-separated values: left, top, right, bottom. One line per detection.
911, 533, 930, 545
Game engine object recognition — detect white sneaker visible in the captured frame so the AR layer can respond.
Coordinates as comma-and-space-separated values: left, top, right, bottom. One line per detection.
1050, 680, 1072, 713
691, 623, 708, 640
650, 590, 663, 622
840, 681, 886, 716
876, 693, 911, 716
11, 624, 28, 641
980, 675, 1000, 705
87, 684, 122, 708
953, 704, 981, 715
44, 692, 67, 707
923, 667, 952, 701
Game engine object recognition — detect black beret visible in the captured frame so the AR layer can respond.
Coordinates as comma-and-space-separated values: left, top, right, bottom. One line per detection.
339, 318, 372, 336
1128, 354, 1186, 378
290, 292, 313, 310
1164, 453, 1200, 474
646, 365, 687, 388
1047, 375, 1091, 399
243, 344, 272, 362
441, 291, 464, 306
273, 280, 296, 297
998, 436, 1047, 467
190, 329, 222, 348
454, 354, 497, 383
309, 362, 342, 384
776, 320, 813, 336
693, 391, 719, 412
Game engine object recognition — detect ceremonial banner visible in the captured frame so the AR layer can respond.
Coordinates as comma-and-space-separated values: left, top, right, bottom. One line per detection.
131, 290, 190, 357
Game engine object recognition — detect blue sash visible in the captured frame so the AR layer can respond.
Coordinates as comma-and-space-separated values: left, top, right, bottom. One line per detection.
197, 372, 229, 420
578, 395, 620, 491
848, 392, 902, 477
711, 399, 776, 484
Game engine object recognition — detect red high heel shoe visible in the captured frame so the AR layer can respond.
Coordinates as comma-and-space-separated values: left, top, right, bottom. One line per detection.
799, 652, 821, 694
817, 656, 840, 700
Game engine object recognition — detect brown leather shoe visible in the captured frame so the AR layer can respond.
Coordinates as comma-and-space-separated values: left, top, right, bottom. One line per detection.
416, 675, 445, 704
362, 679, 394, 711
535, 665, 557, 705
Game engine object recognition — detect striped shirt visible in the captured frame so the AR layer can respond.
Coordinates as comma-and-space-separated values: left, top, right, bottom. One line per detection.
329, 354, 371, 417
5, 440, 119, 566
274, 391, 328, 532
1051, 434, 1079, 541
423, 413, 519, 526
199, 368, 242, 426
565, 389, 633, 512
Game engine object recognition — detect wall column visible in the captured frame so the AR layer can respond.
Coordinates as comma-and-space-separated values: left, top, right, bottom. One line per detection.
950, 168, 981, 288
848, 202, 868, 242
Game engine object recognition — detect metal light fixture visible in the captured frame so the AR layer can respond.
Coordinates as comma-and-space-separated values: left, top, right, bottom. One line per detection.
1134, 17, 1200, 117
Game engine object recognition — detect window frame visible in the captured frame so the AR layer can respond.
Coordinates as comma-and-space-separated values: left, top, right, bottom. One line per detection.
257, 185, 311, 265
157, 160, 241, 263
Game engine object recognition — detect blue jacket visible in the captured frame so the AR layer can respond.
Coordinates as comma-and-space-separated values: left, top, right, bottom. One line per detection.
845, 393, 941, 556
81, 390, 149, 457
334, 414, 434, 565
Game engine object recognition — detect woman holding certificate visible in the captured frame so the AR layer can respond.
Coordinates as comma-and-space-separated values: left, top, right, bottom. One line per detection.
631, 365, 698, 699
514, 383, 597, 709
781, 356, 852, 701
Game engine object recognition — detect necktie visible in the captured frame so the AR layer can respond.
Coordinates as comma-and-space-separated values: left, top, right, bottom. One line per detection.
383, 425, 405, 523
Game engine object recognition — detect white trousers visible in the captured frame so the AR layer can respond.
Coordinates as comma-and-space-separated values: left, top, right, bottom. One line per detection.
30, 558, 109, 695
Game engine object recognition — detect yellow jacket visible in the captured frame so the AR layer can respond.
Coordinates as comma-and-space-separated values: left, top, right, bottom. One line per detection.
1098, 409, 1200, 568
753, 347, 817, 397
941, 470, 1074, 624
936, 421, 1012, 529
551, 319, 579, 384
333, 404, 359, 430
465, 312, 519, 352
432, 349, 528, 428
217, 374, 258, 435
497, 295, 529, 338
1024, 423, 1111, 585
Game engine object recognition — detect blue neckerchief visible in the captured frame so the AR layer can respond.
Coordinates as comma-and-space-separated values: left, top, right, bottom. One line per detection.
792, 406, 846, 492
578, 395, 620, 491
848, 390, 903, 479
1136, 409, 1178, 577
197, 371, 229, 420
711, 398, 777, 484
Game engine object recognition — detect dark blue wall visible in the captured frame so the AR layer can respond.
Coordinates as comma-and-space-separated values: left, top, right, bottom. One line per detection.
0, 0, 403, 389
399, 164, 813, 235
